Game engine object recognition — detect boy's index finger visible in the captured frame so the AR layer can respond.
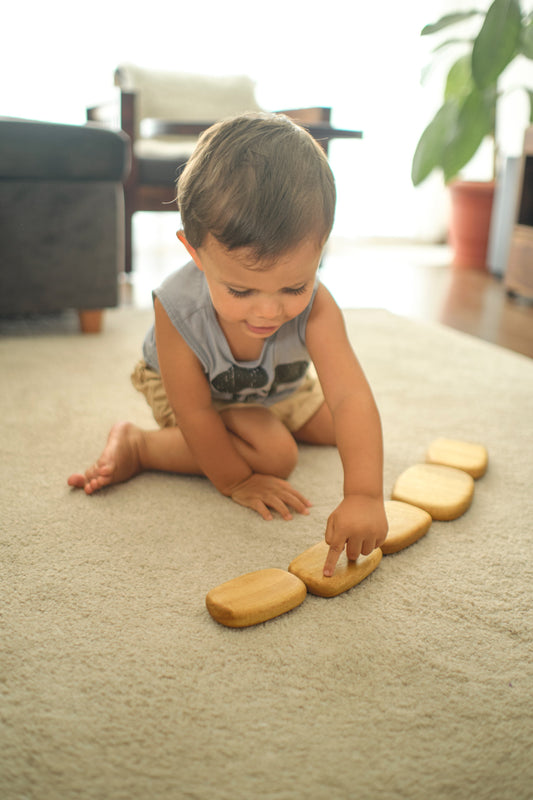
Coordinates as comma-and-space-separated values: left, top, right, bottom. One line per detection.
323, 514, 344, 577
323, 544, 343, 577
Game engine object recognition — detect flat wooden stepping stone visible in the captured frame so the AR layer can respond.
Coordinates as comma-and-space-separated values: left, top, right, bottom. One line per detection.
206, 568, 307, 628
391, 463, 474, 521
381, 500, 432, 554
426, 438, 488, 478
288, 542, 382, 597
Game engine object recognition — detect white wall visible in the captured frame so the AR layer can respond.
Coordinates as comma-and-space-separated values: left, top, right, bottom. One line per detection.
3, 0, 530, 241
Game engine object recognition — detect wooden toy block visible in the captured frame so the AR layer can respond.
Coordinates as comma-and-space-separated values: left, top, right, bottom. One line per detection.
381, 500, 432, 554
425, 438, 488, 478
288, 542, 382, 597
206, 568, 307, 628
391, 463, 474, 521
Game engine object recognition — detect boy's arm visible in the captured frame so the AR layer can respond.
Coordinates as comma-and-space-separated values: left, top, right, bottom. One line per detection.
306, 285, 388, 575
154, 298, 308, 519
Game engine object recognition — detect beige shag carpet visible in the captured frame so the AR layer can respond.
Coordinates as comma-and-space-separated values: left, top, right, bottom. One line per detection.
1, 306, 532, 800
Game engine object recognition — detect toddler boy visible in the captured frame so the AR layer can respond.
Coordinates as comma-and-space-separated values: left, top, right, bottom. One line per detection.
68, 112, 387, 576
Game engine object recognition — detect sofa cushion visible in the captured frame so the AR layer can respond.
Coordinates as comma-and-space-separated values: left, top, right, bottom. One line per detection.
0, 118, 130, 181
0, 180, 121, 315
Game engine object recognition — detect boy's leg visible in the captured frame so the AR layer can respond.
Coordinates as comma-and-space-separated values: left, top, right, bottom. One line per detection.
266, 375, 335, 447
67, 422, 193, 494
293, 401, 336, 446
220, 406, 299, 478
139, 405, 298, 478
68, 406, 299, 494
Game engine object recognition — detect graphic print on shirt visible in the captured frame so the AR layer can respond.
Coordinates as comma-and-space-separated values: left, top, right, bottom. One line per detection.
210, 360, 308, 403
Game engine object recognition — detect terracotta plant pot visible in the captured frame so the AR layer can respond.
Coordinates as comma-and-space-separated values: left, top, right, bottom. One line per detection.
448, 180, 495, 270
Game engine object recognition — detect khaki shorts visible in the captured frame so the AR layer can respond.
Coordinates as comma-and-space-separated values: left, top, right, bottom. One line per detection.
131, 360, 325, 432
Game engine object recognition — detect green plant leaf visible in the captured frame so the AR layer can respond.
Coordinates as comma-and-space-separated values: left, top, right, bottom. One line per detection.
411, 101, 459, 186
421, 11, 481, 36
445, 55, 473, 102
472, 0, 522, 88
413, 0, 530, 188
442, 88, 496, 181
521, 19, 533, 58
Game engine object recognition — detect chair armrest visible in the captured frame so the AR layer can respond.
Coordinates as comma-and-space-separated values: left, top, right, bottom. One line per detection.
140, 117, 362, 141
87, 100, 119, 126
87, 91, 136, 141
278, 108, 362, 142
278, 107, 332, 124
299, 123, 362, 140
140, 119, 216, 138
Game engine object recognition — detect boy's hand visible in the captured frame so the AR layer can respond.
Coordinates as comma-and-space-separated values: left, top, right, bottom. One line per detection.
230, 473, 312, 521
323, 495, 388, 577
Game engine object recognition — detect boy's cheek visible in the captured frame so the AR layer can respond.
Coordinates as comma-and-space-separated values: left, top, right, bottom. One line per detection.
214, 296, 246, 321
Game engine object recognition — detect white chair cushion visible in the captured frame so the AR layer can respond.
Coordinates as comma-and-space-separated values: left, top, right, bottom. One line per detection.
115, 63, 262, 123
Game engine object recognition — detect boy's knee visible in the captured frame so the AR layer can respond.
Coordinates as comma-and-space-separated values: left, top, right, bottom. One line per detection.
265, 427, 299, 478
220, 406, 299, 477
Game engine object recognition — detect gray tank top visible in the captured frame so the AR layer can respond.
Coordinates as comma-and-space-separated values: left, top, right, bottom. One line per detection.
142, 261, 318, 406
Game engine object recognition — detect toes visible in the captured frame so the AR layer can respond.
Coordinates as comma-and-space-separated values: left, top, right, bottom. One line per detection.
85, 472, 113, 494
67, 473, 86, 488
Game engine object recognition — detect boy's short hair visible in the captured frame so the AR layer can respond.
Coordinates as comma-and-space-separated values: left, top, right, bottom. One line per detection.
176, 112, 336, 261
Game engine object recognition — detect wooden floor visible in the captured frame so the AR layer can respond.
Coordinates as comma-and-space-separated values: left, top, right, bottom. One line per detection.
124, 230, 533, 359
320, 239, 533, 359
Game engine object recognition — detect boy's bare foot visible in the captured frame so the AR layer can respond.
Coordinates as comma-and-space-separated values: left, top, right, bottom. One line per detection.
67, 422, 143, 494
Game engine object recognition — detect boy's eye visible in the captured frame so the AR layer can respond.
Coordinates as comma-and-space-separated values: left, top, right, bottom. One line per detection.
283, 284, 308, 295
227, 284, 308, 298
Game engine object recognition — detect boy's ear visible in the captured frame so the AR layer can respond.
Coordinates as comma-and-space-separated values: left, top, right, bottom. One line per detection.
176, 231, 204, 271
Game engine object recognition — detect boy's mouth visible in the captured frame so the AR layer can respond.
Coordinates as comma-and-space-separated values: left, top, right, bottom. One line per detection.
245, 322, 279, 336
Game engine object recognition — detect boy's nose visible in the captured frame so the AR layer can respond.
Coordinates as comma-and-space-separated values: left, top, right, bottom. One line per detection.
255, 296, 281, 320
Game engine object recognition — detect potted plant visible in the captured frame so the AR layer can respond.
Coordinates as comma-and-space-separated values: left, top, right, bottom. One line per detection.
411, 0, 533, 269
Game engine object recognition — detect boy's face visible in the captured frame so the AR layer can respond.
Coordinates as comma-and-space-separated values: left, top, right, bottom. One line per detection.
178, 233, 323, 341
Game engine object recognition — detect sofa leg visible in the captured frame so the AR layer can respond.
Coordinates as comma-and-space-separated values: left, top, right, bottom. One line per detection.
78, 309, 103, 333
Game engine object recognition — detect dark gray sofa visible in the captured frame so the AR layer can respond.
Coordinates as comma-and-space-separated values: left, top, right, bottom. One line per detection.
0, 118, 130, 332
